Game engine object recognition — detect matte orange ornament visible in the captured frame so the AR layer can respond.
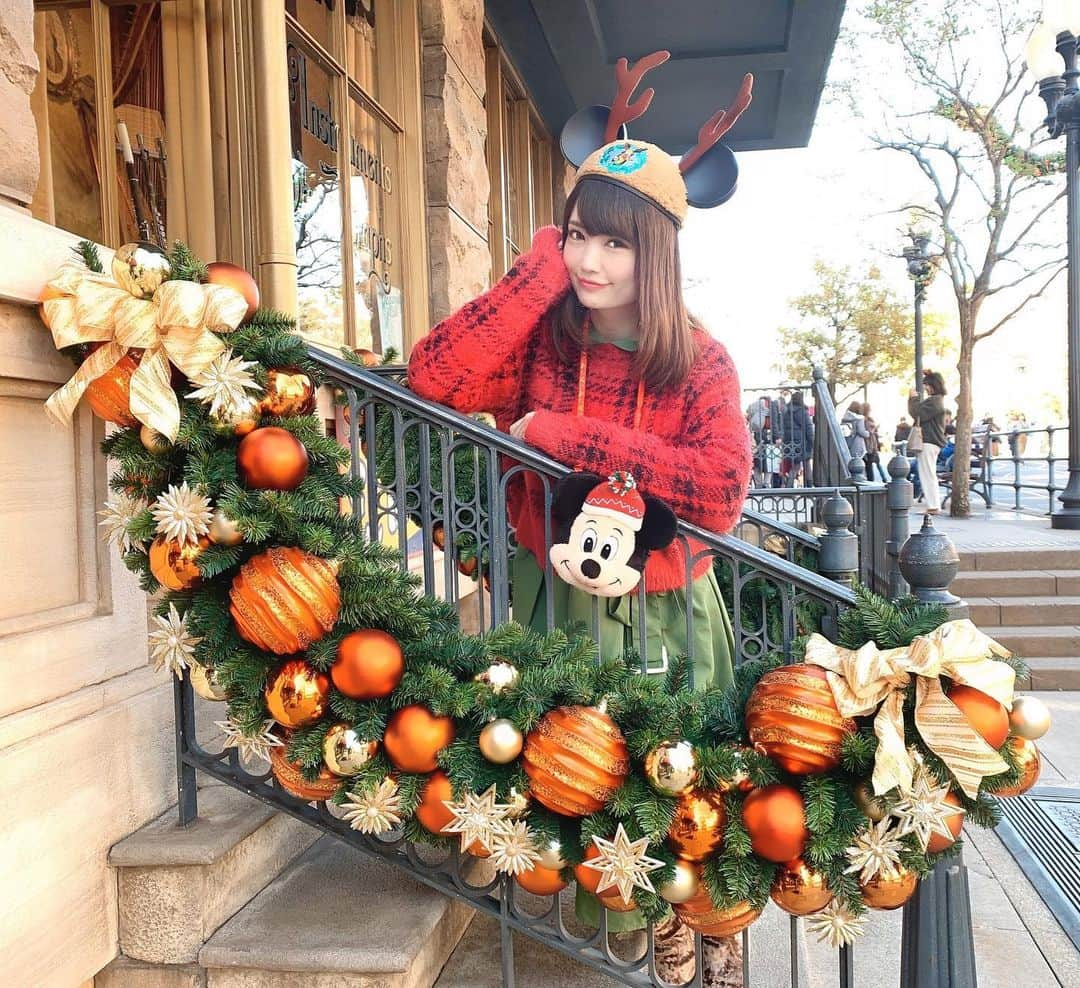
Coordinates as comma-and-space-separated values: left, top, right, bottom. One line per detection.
237, 427, 310, 491
597, 889, 638, 912
667, 789, 727, 862
265, 659, 330, 729
925, 792, 965, 854
229, 546, 341, 654
206, 261, 259, 322
148, 535, 209, 591
354, 348, 379, 367
85, 353, 140, 426
860, 865, 918, 910
268, 743, 341, 801
745, 664, 856, 774
741, 784, 809, 863
947, 684, 1010, 750
770, 857, 833, 916
414, 770, 455, 834
573, 844, 605, 894
522, 705, 629, 817
996, 736, 1041, 797
259, 368, 316, 417
383, 705, 455, 773
516, 864, 568, 896
674, 891, 762, 937
331, 629, 404, 699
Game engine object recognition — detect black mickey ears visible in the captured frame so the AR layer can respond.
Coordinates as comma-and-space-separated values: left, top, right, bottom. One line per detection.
678, 73, 754, 209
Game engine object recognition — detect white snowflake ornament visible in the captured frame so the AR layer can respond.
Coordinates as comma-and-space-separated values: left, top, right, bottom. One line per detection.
151, 482, 213, 545
148, 603, 201, 678
99, 492, 148, 553
488, 821, 542, 876
186, 349, 261, 418
340, 777, 403, 835
441, 784, 512, 853
844, 817, 907, 884
807, 899, 867, 948
216, 717, 283, 766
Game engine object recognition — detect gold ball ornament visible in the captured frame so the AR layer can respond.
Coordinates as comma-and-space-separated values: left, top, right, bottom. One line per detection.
229, 547, 340, 654
997, 736, 1042, 797
189, 663, 228, 701
741, 784, 809, 863
505, 787, 531, 819
209, 398, 259, 437
208, 508, 244, 547
206, 261, 259, 322
770, 858, 833, 916
860, 865, 918, 910
331, 629, 404, 700
658, 860, 699, 904
536, 840, 566, 871
140, 425, 171, 454
474, 660, 520, 694
264, 659, 330, 729
667, 789, 727, 862
674, 892, 762, 937
237, 426, 310, 491
112, 241, 172, 298
149, 536, 208, 591
853, 782, 888, 822
1009, 695, 1052, 741
745, 664, 856, 774
644, 740, 698, 796
383, 705, 455, 774
479, 719, 524, 764
322, 723, 379, 777
259, 368, 316, 417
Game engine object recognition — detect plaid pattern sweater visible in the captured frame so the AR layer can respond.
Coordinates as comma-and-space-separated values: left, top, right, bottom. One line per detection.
408, 226, 752, 592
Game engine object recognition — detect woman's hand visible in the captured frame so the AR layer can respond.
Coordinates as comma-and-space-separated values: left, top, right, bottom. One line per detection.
509, 411, 536, 441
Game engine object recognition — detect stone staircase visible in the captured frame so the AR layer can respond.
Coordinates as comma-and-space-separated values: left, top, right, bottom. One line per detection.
953, 545, 1080, 690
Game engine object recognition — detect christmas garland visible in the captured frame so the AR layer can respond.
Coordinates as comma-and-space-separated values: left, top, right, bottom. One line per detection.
38, 241, 1051, 949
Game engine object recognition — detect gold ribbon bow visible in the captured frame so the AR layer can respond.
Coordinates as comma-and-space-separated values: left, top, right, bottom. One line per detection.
41, 261, 248, 440
804, 619, 1014, 798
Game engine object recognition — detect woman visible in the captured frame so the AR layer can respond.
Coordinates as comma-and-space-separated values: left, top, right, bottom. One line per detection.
409, 138, 751, 987
908, 371, 949, 514
842, 401, 870, 467
862, 403, 886, 482
780, 389, 814, 486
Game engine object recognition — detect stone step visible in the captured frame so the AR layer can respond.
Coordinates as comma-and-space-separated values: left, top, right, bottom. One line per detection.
108, 783, 318, 965
957, 547, 1080, 573
965, 596, 1080, 627
1016, 657, 1080, 691
952, 570, 1058, 598
95, 957, 204, 988
199, 837, 476, 988
987, 625, 1080, 658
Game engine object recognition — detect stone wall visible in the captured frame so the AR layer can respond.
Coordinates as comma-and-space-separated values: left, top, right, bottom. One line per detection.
0, 0, 39, 208
420, 0, 491, 326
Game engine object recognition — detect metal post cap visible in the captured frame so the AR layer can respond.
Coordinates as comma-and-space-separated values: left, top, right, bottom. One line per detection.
898, 514, 960, 604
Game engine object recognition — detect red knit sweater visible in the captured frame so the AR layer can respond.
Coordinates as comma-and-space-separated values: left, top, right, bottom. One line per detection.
408, 226, 752, 592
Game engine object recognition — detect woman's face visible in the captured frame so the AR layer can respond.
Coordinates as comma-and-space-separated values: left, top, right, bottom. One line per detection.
562, 206, 638, 316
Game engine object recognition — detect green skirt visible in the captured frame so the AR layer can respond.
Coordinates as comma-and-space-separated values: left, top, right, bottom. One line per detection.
511, 547, 737, 931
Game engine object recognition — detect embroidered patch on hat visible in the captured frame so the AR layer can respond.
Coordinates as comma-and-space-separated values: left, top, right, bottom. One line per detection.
599, 142, 649, 175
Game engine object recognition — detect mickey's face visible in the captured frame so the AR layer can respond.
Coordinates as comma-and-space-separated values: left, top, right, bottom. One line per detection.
549, 509, 642, 597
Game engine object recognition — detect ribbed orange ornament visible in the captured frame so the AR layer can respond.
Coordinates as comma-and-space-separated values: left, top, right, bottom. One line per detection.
269, 743, 341, 801
745, 664, 856, 774
229, 547, 340, 654
515, 865, 568, 895
522, 705, 629, 817
85, 353, 139, 426
414, 770, 455, 834
383, 705, 455, 773
674, 891, 762, 936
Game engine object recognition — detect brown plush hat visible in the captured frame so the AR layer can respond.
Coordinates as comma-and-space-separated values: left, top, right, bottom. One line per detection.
560, 51, 753, 228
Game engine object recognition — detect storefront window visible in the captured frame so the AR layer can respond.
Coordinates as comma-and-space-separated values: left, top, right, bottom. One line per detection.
286, 0, 338, 61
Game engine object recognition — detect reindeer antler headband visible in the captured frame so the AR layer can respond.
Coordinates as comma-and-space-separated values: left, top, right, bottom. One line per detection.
560, 51, 753, 226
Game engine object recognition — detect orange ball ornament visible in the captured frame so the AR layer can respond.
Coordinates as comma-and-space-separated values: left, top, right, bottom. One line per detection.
414, 770, 455, 834
229, 546, 340, 654
573, 844, 604, 894
265, 659, 330, 729
85, 353, 140, 426
149, 535, 209, 591
770, 858, 833, 916
997, 736, 1042, 797
522, 705, 629, 817
947, 684, 1010, 750
860, 865, 918, 910
745, 664, 856, 774
354, 348, 380, 367
674, 891, 762, 937
331, 629, 404, 699
925, 792, 966, 854
206, 261, 259, 322
516, 864, 568, 896
598, 889, 638, 912
259, 368, 316, 417
269, 743, 340, 801
667, 790, 727, 862
383, 705, 455, 773
237, 427, 310, 491
741, 784, 809, 863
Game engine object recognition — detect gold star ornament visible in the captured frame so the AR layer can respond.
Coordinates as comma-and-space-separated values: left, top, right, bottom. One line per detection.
890, 768, 965, 853
581, 823, 665, 905
441, 784, 511, 853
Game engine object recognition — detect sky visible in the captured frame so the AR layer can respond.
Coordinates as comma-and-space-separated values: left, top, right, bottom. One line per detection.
678, 2, 1069, 436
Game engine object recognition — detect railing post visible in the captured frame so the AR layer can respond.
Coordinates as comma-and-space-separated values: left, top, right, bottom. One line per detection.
848, 454, 867, 484
818, 492, 859, 586
886, 452, 913, 599
896, 513, 976, 987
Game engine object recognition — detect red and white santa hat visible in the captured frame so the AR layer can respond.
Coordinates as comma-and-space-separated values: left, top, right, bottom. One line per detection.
583, 471, 645, 532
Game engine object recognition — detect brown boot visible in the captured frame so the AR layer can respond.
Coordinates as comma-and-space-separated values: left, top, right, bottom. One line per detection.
702, 934, 743, 987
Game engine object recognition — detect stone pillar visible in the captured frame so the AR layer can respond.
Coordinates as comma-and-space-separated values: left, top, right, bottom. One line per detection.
0, 1, 40, 211
421, 0, 490, 325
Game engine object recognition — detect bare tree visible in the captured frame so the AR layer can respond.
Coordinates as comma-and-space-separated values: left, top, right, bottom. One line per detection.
859, 0, 1066, 516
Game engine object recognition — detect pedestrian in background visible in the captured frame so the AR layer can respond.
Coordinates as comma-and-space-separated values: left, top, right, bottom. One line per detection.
908, 370, 948, 514
862, 403, 887, 482
780, 389, 814, 486
841, 401, 870, 469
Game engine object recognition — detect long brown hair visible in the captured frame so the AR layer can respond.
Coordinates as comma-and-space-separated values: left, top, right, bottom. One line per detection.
550, 178, 699, 392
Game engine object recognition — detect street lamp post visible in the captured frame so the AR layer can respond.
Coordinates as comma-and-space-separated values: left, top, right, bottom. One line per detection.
903, 231, 934, 400
1028, 6, 1080, 528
